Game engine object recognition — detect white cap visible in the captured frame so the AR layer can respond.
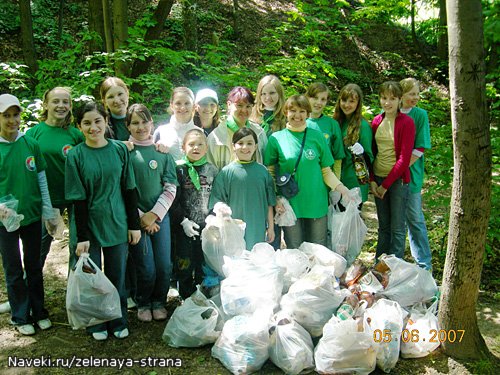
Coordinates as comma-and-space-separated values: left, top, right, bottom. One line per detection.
195, 88, 218, 104
0, 94, 22, 113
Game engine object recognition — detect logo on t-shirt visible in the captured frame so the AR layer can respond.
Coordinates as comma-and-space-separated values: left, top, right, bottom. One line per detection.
324, 133, 330, 140
62, 144, 73, 157
25, 156, 36, 171
304, 149, 316, 160
149, 160, 158, 170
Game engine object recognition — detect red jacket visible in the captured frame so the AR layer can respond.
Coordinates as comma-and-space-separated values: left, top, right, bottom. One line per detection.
371, 112, 415, 189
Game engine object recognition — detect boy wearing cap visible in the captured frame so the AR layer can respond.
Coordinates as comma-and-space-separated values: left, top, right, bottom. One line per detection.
193, 88, 220, 136
0, 94, 54, 335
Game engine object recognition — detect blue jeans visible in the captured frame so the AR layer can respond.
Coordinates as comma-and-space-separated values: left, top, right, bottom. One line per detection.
129, 215, 172, 309
406, 192, 432, 270
40, 204, 78, 270
283, 215, 328, 249
374, 177, 409, 259
86, 240, 128, 334
0, 221, 48, 324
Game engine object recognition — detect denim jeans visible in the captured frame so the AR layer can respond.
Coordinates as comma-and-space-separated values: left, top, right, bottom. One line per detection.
406, 192, 432, 270
40, 204, 77, 270
374, 177, 409, 260
283, 215, 328, 249
86, 240, 128, 334
176, 228, 204, 299
0, 221, 48, 324
129, 215, 172, 309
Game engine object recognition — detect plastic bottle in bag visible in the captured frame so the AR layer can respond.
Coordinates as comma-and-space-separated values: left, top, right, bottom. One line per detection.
336, 294, 359, 320
352, 152, 370, 184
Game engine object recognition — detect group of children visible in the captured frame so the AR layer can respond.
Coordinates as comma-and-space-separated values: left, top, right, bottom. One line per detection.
0, 74, 432, 341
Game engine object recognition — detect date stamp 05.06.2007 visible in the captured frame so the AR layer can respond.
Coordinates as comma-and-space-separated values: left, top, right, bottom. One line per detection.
373, 329, 465, 344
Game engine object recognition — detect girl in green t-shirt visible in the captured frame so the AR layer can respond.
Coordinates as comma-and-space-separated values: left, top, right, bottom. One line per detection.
100, 76, 131, 142
333, 83, 374, 204
66, 102, 141, 341
26, 86, 84, 269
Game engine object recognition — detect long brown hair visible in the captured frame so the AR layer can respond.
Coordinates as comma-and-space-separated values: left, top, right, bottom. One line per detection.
250, 75, 286, 132
39, 87, 73, 129
333, 83, 364, 146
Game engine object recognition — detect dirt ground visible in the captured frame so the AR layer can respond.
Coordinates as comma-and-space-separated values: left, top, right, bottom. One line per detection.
0, 198, 498, 375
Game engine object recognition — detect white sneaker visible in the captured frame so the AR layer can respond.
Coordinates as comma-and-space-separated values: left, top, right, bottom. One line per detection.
127, 298, 137, 309
17, 324, 35, 336
167, 288, 179, 299
0, 301, 11, 313
92, 331, 108, 341
113, 328, 129, 339
36, 318, 52, 330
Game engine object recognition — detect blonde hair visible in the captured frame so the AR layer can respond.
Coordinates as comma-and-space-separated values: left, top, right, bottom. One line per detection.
250, 75, 286, 132
333, 83, 364, 146
400, 78, 420, 94
39, 87, 73, 129
284, 95, 312, 114
100, 77, 129, 107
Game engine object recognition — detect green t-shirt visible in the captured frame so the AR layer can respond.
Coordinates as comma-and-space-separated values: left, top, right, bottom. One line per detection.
209, 161, 276, 250
65, 140, 136, 247
407, 107, 431, 193
307, 115, 346, 160
265, 128, 334, 219
26, 122, 84, 205
110, 116, 130, 141
339, 119, 374, 202
130, 145, 178, 212
0, 135, 47, 226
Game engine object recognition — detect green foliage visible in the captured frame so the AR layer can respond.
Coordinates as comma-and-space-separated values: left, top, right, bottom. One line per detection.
0, 1, 20, 34
0, 62, 31, 95
353, 0, 410, 23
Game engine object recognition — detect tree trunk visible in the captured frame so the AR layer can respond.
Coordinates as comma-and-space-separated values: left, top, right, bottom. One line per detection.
112, 0, 129, 76
58, 0, 64, 44
88, 0, 106, 53
130, 0, 174, 90
410, 0, 418, 45
182, 0, 198, 52
232, 0, 240, 39
18, 0, 38, 74
437, 0, 448, 59
102, 0, 114, 53
439, 0, 492, 360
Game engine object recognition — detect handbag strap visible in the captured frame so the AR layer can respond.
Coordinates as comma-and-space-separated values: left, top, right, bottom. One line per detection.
292, 128, 308, 176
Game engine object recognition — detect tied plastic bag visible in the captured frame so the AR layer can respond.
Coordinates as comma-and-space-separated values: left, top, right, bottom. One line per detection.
269, 312, 314, 375
274, 196, 297, 227
280, 265, 349, 337
329, 188, 368, 266
315, 316, 377, 375
275, 248, 311, 293
299, 242, 346, 278
401, 298, 440, 358
364, 298, 407, 373
44, 207, 65, 239
212, 308, 271, 375
220, 253, 283, 317
163, 287, 224, 347
202, 202, 247, 276
378, 254, 438, 307
0, 195, 24, 232
66, 253, 121, 330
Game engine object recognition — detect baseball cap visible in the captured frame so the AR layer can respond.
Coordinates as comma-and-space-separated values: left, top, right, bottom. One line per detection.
0, 94, 22, 113
195, 88, 218, 105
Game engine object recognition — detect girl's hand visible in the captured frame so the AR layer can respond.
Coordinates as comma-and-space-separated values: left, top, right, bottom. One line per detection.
145, 222, 160, 235
266, 226, 276, 244
76, 241, 90, 256
376, 185, 387, 199
370, 181, 380, 198
123, 140, 135, 151
140, 212, 158, 229
335, 184, 351, 204
128, 230, 141, 245
155, 143, 169, 154
275, 200, 286, 215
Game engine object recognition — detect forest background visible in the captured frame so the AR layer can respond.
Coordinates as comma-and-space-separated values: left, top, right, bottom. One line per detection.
0, 0, 498, 373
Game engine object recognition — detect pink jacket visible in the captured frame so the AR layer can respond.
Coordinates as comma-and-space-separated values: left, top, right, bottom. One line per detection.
371, 112, 415, 189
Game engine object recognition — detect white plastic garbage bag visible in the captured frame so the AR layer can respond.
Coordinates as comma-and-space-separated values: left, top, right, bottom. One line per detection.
299, 242, 347, 278
163, 287, 224, 347
280, 265, 348, 337
269, 312, 314, 375
201, 202, 246, 276
275, 248, 311, 293
0, 194, 24, 232
274, 196, 297, 227
212, 308, 271, 375
329, 188, 367, 266
378, 254, 438, 307
220, 254, 283, 317
364, 298, 407, 373
66, 254, 121, 330
315, 316, 377, 375
401, 299, 440, 358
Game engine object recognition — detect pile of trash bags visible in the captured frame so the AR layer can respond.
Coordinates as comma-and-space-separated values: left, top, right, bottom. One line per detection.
162, 203, 440, 375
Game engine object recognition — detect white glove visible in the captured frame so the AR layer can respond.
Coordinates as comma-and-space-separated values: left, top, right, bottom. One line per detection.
349, 142, 364, 155
329, 190, 341, 206
181, 218, 200, 238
